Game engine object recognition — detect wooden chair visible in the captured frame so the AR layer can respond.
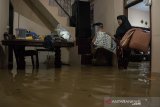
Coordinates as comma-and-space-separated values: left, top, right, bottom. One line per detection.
4, 32, 39, 68
25, 50, 39, 68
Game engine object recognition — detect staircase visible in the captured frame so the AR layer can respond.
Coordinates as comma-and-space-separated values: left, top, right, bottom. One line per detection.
23, 0, 75, 41
12, 0, 81, 65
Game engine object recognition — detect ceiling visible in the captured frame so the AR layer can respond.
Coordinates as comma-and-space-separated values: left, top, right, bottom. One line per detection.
130, 2, 149, 12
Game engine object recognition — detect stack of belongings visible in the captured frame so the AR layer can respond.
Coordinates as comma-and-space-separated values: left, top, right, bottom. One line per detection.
94, 31, 116, 54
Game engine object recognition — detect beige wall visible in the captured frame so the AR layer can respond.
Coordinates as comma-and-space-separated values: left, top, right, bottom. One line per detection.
113, 0, 124, 32
12, 0, 48, 28
12, 0, 50, 35
151, 0, 160, 73
0, 0, 9, 68
128, 8, 150, 28
94, 0, 114, 35
14, 12, 50, 35
94, 0, 123, 36
93, 0, 123, 66
0, 0, 9, 41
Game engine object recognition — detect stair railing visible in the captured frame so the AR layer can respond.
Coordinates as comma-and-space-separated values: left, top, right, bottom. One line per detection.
49, 0, 72, 18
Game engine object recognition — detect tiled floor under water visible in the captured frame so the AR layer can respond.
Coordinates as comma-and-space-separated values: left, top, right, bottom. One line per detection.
0, 62, 160, 107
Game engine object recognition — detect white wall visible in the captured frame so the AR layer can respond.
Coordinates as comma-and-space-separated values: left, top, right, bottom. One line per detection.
0, 0, 9, 41
128, 8, 150, 28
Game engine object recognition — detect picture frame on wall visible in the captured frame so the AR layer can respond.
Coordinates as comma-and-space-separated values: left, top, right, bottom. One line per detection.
124, 0, 143, 8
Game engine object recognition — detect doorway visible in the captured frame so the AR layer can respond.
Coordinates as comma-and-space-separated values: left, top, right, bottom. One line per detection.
124, 0, 151, 76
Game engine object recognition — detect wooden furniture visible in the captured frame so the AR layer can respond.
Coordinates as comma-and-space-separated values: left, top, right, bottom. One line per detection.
4, 33, 39, 69
2, 39, 74, 69
72, 1, 92, 65
25, 50, 39, 69
72, 1, 91, 54
92, 48, 113, 66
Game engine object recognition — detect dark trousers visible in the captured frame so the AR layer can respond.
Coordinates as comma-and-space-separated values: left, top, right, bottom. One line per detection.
116, 39, 131, 69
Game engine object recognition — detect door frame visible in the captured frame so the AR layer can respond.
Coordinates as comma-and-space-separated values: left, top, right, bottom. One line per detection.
123, 0, 152, 75
9, 0, 14, 34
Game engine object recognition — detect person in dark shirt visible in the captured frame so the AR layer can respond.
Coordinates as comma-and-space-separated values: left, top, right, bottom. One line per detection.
115, 15, 132, 69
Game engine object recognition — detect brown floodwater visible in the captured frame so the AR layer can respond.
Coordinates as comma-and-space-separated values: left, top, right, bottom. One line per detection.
0, 62, 160, 107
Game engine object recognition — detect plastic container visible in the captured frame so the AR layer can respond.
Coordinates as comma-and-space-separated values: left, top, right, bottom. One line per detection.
15, 28, 27, 38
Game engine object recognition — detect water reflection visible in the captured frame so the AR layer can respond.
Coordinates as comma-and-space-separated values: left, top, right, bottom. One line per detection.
0, 69, 38, 96
0, 62, 159, 107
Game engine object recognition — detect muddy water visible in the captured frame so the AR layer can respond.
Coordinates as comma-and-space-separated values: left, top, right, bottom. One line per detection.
0, 62, 160, 107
